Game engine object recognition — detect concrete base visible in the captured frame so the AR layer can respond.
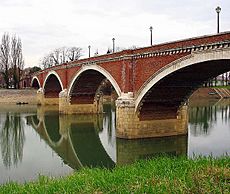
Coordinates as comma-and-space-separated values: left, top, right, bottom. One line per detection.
43, 98, 59, 105
59, 89, 103, 114
116, 94, 188, 139
36, 88, 59, 105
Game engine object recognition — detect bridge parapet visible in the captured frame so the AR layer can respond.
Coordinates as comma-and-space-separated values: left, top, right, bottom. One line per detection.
132, 40, 230, 60
132, 31, 230, 54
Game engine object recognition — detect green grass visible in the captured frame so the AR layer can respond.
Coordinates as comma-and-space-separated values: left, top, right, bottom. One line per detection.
211, 85, 230, 89
0, 156, 229, 193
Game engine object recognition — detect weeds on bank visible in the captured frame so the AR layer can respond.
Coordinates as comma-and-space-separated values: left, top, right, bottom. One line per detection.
0, 156, 229, 193
211, 85, 230, 89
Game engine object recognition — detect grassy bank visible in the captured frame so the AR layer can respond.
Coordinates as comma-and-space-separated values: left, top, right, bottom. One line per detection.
0, 156, 229, 193
211, 85, 230, 89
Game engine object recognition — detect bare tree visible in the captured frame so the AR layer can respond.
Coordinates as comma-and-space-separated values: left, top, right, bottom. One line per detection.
40, 46, 82, 69
40, 55, 51, 69
11, 35, 24, 88
0, 33, 24, 89
61, 46, 66, 63
51, 48, 62, 65
0, 33, 11, 89
66, 47, 82, 61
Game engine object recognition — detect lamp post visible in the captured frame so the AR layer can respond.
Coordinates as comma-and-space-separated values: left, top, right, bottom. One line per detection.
112, 38, 115, 53
88, 45, 91, 58
215, 6, 221, 33
149, 26, 153, 46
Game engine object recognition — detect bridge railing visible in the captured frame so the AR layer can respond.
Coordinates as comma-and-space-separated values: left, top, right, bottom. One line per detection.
132, 31, 230, 54
132, 40, 230, 59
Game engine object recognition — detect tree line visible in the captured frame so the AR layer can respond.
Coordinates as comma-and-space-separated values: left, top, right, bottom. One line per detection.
40, 47, 82, 69
0, 33, 24, 89
39, 46, 138, 69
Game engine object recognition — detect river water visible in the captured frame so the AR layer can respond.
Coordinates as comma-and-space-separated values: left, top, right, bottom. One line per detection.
0, 99, 229, 184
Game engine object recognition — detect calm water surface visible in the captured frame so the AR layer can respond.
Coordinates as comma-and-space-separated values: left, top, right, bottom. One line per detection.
0, 99, 229, 184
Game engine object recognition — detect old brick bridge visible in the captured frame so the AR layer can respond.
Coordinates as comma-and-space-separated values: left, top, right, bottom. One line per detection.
31, 32, 230, 139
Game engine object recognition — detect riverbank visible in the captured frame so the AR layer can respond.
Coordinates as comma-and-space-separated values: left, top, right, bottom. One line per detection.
190, 87, 230, 99
0, 89, 37, 104
0, 87, 229, 105
0, 156, 229, 193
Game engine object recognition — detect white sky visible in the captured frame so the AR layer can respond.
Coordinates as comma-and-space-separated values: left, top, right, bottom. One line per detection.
0, 0, 229, 67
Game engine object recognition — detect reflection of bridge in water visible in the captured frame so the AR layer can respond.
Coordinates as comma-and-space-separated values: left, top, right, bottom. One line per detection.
27, 105, 188, 168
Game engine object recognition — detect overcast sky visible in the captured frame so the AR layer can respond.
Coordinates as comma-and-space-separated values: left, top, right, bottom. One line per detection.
0, 0, 229, 67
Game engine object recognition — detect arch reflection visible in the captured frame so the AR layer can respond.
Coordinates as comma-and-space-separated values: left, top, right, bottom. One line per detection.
27, 104, 189, 169
44, 114, 61, 143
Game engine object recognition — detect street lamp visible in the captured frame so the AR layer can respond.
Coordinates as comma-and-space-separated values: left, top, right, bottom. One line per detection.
88, 45, 91, 58
112, 38, 115, 53
149, 26, 153, 46
215, 6, 221, 33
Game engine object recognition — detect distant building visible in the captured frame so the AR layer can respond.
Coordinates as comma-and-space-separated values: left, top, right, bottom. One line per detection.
19, 66, 41, 89
19, 74, 32, 88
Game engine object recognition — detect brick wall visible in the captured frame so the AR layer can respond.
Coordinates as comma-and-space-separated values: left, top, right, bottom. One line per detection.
34, 32, 230, 96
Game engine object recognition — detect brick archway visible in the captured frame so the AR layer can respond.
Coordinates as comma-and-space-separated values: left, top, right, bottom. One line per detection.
43, 71, 64, 90
68, 65, 122, 104
135, 49, 230, 119
43, 71, 64, 98
31, 76, 41, 89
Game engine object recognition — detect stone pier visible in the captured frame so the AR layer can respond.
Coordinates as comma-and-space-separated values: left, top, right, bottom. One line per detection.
116, 93, 188, 139
36, 88, 59, 105
59, 89, 103, 114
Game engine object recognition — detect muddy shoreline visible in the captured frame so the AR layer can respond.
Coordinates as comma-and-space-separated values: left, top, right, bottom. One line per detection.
0, 89, 37, 105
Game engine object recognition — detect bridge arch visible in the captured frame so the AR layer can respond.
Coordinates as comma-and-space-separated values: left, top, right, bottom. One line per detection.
43, 71, 64, 98
31, 76, 41, 89
68, 65, 121, 104
42, 114, 64, 147
135, 49, 230, 119
31, 115, 41, 129
68, 115, 115, 168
